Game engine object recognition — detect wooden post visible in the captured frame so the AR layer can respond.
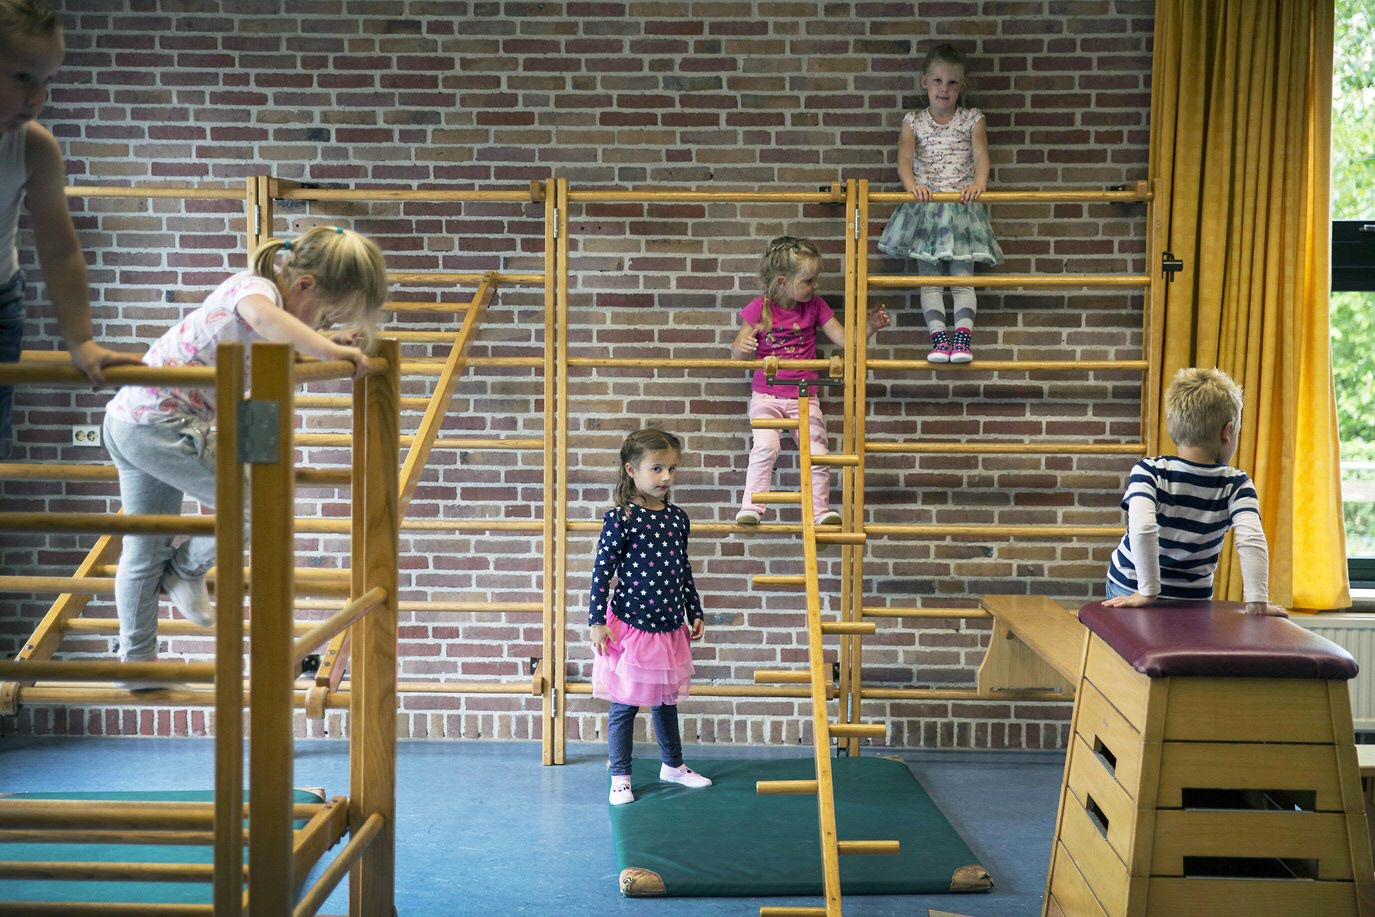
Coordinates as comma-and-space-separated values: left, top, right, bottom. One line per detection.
550, 176, 570, 766
246, 342, 296, 917
212, 343, 245, 917
543, 176, 562, 766
349, 339, 400, 916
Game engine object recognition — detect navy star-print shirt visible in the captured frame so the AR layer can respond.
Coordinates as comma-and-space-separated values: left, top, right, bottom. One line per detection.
587, 502, 704, 633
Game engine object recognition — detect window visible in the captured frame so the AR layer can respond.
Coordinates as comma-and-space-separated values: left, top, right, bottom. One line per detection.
1332, 0, 1375, 588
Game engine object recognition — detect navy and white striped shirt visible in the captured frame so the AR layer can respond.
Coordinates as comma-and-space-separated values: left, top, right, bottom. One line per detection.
1107, 456, 1262, 601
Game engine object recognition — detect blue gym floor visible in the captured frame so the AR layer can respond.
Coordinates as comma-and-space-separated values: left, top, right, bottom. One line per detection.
0, 737, 1064, 916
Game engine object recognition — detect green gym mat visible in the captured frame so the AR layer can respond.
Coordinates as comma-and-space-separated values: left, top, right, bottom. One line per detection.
0, 788, 325, 905
611, 756, 992, 897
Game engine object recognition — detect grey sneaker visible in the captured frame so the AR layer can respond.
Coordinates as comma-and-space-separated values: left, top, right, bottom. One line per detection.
115, 656, 185, 692
735, 509, 761, 525
162, 570, 214, 627
814, 511, 842, 526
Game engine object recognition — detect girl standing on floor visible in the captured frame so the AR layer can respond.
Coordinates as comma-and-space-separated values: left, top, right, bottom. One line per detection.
729, 236, 888, 526
589, 428, 711, 805
877, 43, 1003, 364
104, 226, 386, 688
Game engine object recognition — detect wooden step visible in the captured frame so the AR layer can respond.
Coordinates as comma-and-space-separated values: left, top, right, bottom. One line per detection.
756, 779, 818, 795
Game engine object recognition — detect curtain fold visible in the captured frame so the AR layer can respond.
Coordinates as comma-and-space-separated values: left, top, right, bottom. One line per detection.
1148, 0, 1347, 609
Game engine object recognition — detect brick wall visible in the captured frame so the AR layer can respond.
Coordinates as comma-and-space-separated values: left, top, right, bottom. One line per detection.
0, 0, 1155, 750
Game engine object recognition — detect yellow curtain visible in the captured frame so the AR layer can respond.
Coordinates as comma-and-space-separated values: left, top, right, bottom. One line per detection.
1148, 0, 1347, 610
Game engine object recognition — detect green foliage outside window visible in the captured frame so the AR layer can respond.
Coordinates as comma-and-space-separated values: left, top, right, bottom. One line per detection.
1333, 0, 1375, 561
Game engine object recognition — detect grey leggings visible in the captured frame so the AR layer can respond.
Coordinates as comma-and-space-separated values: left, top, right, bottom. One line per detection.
103, 414, 218, 662
917, 259, 976, 333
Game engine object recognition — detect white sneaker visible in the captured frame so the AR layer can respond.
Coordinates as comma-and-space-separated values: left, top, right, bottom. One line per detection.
814, 511, 842, 526
609, 776, 635, 805
659, 763, 712, 788
115, 656, 185, 692
735, 509, 761, 526
162, 570, 214, 627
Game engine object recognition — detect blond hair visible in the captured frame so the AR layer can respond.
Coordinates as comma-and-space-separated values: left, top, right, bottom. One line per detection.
1165, 367, 1243, 447
922, 43, 971, 106
251, 226, 387, 353
756, 236, 821, 333
0, 0, 59, 39
613, 428, 682, 514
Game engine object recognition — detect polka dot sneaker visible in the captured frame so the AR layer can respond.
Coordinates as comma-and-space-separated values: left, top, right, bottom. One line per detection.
950, 328, 973, 364
927, 329, 953, 363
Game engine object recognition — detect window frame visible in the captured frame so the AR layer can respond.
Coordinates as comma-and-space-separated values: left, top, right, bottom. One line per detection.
1333, 220, 1375, 589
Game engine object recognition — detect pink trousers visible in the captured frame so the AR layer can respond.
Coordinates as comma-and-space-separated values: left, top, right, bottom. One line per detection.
741, 392, 831, 521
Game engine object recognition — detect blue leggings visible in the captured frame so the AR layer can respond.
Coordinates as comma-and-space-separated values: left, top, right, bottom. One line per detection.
607, 702, 682, 777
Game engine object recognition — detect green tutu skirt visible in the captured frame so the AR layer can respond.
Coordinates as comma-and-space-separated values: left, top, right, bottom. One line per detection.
877, 201, 1004, 266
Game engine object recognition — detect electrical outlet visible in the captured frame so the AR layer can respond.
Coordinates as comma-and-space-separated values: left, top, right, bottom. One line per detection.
71, 425, 101, 447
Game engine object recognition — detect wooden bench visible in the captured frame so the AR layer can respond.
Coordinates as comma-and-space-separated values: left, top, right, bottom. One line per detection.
976, 595, 1086, 696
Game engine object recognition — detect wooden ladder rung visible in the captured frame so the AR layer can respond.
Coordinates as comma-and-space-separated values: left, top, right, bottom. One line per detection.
819, 621, 876, 636
815, 532, 866, 545
751, 418, 801, 430
760, 908, 827, 917
828, 722, 886, 739
753, 492, 804, 504
837, 840, 900, 856
753, 669, 815, 684
756, 779, 818, 795
812, 453, 858, 466
752, 575, 806, 587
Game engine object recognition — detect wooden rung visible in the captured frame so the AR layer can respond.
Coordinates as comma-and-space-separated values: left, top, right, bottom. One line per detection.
815, 532, 866, 545
753, 670, 815, 685
756, 779, 818, 795
760, 908, 827, 917
752, 575, 806, 587
862, 605, 989, 619
819, 622, 876, 636
753, 492, 804, 504
751, 418, 801, 430
828, 722, 886, 739
837, 840, 900, 856
812, 453, 858, 466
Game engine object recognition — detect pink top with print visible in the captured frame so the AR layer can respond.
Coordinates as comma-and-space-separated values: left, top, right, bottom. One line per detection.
739, 294, 835, 398
905, 107, 984, 193
107, 272, 279, 425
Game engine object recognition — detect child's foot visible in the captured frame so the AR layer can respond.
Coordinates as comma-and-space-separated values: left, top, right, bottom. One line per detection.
950, 328, 973, 363
926, 329, 952, 363
162, 570, 214, 627
814, 510, 842, 526
609, 775, 635, 805
660, 763, 712, 788
115, 656, 186, 692
735, 509, 761, 526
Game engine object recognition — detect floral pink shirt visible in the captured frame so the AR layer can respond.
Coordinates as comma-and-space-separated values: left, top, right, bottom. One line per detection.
905, 107, 984, 193
107, 272, 278, 425
739, 295, 835, 398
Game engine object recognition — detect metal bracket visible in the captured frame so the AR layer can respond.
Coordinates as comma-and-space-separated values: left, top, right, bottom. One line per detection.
1161, 251, 1184, 283
237, 400, 281, 464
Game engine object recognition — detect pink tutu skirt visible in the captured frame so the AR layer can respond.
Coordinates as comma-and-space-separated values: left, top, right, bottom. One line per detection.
592, 609, 695, 707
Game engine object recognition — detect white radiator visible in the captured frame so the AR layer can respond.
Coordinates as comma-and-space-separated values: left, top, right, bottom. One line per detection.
1293, 613, 1375, 731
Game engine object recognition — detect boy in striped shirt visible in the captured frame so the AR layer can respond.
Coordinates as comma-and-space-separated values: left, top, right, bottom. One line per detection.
1103, 367, 1286, 616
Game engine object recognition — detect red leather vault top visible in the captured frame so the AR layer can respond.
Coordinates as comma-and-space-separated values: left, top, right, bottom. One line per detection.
1077, 600, 1358, 680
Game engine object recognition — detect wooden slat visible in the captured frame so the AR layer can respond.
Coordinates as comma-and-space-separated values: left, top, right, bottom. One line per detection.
979, 595, 1086, 685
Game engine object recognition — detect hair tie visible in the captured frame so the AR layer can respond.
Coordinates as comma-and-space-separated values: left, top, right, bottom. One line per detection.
334, 227, 344, 234
281, 240, 293, 251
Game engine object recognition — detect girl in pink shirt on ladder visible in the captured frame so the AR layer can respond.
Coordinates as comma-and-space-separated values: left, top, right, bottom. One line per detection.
729, 236, 888, 527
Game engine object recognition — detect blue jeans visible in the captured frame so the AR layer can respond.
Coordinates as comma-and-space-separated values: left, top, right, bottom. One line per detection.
104, 413, 219, 662
0, 271, 27, 459
607, 702, 683, 777
1105, 578, 1135, 600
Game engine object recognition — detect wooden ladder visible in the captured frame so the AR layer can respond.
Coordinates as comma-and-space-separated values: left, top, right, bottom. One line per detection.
749, 378, 898, 917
